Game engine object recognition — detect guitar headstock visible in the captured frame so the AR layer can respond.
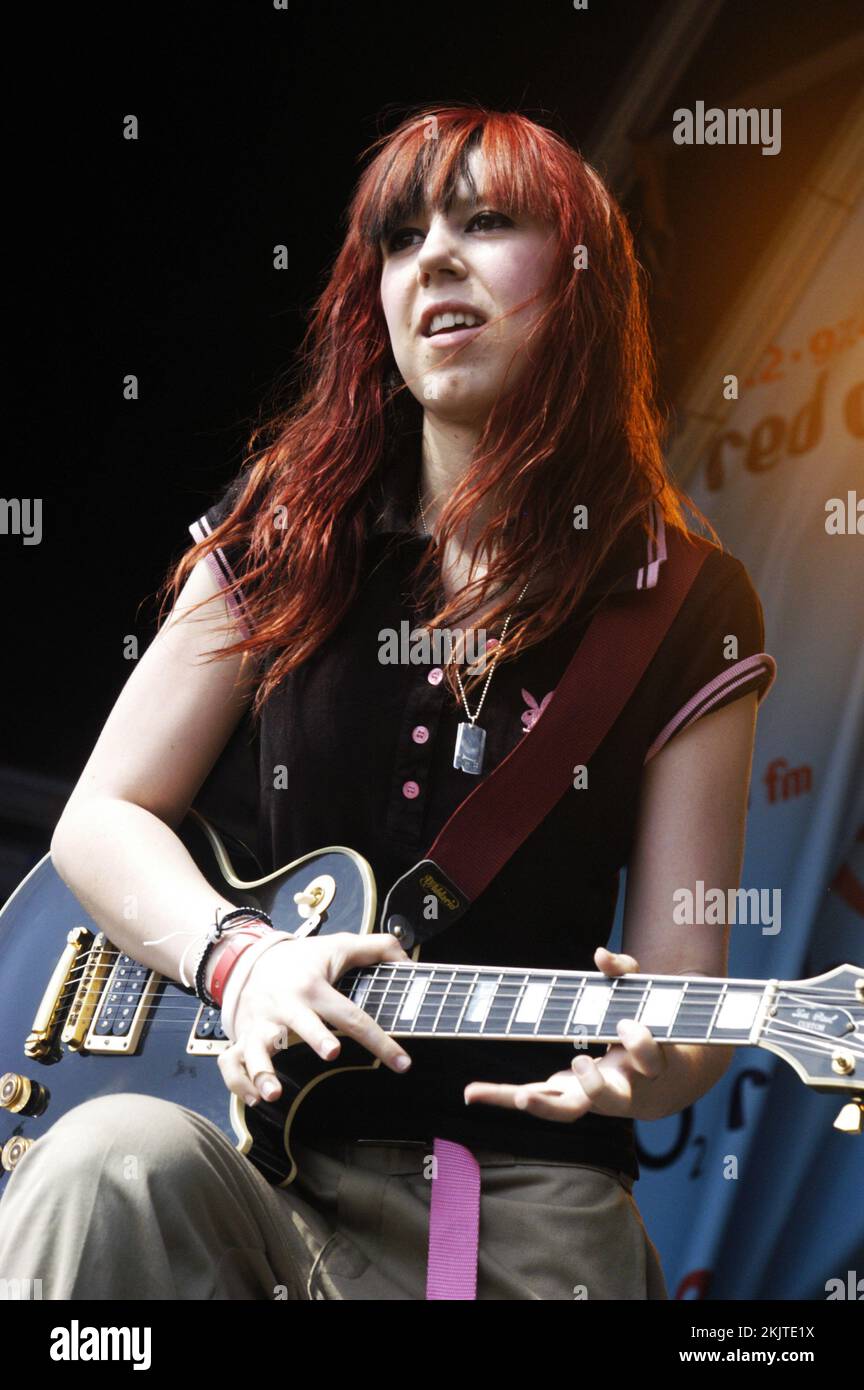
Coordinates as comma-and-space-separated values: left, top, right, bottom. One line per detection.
756, 964, 864, 1130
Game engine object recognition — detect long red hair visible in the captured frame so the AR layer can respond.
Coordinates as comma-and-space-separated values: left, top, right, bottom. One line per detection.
161, 102, 717, 718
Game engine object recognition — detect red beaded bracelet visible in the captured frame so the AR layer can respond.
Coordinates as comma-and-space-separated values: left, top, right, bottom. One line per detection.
209, 926, 276, 1009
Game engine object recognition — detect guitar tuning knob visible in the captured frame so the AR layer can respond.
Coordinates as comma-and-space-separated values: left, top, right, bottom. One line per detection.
833, 1097, 864, 1135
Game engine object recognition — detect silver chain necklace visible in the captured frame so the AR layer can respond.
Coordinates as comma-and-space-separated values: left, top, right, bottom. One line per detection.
416, 482, 534, 775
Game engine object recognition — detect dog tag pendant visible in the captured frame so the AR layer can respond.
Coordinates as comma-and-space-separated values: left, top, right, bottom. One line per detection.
454, 721, 486, 775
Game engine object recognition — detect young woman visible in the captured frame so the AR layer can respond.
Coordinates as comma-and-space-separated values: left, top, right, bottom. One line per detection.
0, 104, 775, 1300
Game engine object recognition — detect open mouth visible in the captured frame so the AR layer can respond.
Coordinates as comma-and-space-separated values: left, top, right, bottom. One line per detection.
423, 311, 487, 338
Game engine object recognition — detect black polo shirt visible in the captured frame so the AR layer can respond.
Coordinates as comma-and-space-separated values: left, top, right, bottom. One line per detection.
187, 463, 776, 1179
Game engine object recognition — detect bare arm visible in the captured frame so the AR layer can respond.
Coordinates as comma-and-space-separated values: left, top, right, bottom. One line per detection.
49, 557, 259, 990
609, 689, 759, 1118
465, 691, 758, 1118
49, 557, 414, 1101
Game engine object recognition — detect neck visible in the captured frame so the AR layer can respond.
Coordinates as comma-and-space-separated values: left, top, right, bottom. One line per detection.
419, 412, 494, 549
338, 961, 768, 1046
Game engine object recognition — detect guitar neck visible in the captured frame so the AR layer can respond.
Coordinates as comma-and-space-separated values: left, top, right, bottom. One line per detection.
340, 963, 770, 1045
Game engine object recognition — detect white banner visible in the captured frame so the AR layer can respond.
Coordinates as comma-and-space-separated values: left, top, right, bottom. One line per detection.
631, 199, 864, 1300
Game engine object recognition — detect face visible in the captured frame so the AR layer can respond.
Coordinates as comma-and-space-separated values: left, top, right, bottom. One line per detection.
379, 148, 558, 428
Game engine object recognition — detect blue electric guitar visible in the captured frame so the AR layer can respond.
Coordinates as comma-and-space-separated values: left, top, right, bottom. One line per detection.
1, 809, 862, 1187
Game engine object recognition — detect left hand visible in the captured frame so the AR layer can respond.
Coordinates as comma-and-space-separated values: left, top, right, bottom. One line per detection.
463, 946, 668, 1122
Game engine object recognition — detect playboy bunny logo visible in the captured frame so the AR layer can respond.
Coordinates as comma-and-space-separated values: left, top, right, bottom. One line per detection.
521, 688, 554, 731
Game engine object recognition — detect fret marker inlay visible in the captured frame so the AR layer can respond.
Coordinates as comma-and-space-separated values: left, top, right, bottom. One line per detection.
715, 991, 761, 1031
466, 979, 495, 1025
514, 982, 549, 1024
398, 975, 429, 1022
352, 975, 372, 1008
641, 988, 683, 1028
572, 985, 612, 1025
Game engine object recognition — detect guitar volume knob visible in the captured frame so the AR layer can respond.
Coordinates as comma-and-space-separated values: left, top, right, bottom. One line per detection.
0, 1071, 49, 1117
1, 1135, 35, 1172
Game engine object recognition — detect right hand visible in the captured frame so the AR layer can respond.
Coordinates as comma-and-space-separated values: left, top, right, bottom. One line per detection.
217, 930, 414, 1107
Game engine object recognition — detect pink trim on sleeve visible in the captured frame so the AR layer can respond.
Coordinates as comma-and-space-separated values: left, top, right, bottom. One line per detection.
188, 517, 252, 639
635, 501, 667, 591
643, 653, 777, 764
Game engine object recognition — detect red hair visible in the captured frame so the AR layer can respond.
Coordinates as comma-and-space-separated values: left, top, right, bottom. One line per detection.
161, 102, 718, 718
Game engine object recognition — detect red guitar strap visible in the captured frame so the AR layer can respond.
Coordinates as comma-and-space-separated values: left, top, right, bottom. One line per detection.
380, 527, 711, 945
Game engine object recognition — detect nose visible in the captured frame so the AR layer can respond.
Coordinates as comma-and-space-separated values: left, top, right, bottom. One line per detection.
416, 211, 466, 281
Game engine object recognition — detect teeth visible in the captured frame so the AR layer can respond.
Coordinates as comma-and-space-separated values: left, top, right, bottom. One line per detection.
428, 311, 484, 336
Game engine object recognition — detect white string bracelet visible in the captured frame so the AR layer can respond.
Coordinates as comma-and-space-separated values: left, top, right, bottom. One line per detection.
180, 922, 257, 992
220, 930, 299, 1043
141, 925, 208, 990
179, 930, 209, 989
144, 911, 269, 992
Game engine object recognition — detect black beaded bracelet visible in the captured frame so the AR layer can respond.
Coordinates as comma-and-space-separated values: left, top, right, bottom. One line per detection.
215, 907, 275, 935
192, 906, 276, 1008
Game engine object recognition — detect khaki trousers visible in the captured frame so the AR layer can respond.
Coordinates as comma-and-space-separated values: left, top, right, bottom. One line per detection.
0, 1093, 667, 1300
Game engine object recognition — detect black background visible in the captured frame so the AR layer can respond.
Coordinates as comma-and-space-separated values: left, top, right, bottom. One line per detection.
5, 0, 862, 785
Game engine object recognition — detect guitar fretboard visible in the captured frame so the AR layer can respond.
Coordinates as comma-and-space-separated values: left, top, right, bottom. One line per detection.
339, 964, 769, 1044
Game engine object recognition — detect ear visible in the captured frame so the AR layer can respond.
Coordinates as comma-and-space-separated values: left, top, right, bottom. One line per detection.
521, 688, 538, 709
539, 692, 554, 712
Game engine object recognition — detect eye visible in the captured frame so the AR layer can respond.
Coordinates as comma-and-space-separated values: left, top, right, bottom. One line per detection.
383, 209, 514, 254
467, 210, 514, 232
384, 226, 423, 253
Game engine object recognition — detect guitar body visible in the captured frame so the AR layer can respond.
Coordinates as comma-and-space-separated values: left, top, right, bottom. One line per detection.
0, 811, 385, 1188
2, 811, 862, 1193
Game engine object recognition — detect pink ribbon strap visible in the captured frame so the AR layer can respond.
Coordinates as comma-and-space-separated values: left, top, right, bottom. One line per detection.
425, 1137, 481, 1299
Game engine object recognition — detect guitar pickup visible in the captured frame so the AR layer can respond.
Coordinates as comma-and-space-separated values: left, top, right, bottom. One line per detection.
84, 952, 161, 1054
187, 1004, 231, 1055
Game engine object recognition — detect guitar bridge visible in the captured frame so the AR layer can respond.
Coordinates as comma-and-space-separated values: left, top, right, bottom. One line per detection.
25, 926, 94, 1060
